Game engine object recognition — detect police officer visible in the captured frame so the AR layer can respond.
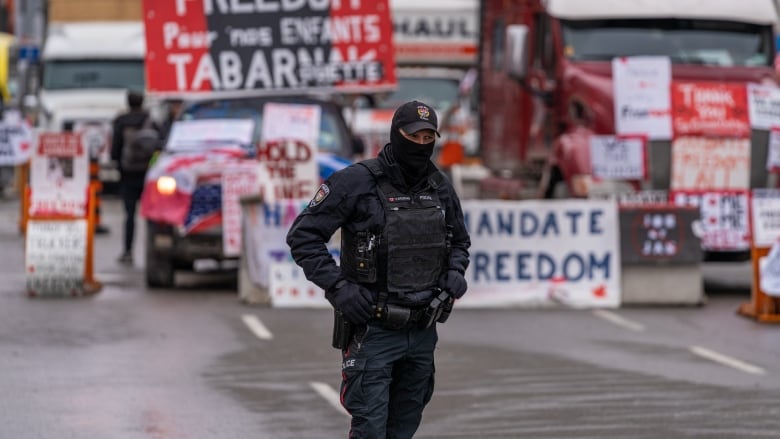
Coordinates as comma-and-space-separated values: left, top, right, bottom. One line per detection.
286, 100, 470, 438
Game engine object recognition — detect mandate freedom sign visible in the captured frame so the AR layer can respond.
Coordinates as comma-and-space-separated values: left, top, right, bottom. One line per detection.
142, 0, 397, 96
458, 199, 621, 308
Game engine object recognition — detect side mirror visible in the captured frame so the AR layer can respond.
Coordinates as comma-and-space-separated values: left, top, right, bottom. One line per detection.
505, 24, 530, 80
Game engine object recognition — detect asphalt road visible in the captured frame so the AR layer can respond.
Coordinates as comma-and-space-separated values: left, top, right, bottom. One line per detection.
0, 194, 779, 439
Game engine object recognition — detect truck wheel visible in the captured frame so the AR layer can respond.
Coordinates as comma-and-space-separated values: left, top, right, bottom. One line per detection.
145, 229, 175, 288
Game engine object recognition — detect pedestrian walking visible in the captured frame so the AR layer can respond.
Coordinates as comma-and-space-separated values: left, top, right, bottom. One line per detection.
287, 100, 471, 438
111, 90, 161, 264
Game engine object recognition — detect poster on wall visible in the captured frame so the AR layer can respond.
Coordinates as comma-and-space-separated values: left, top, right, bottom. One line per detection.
670, 136, 750, 190
589, 134, 647, 180
671, 190, 750, 251
29, 132, 90, 217
25, 219, 87, 296
142, 0, 397, 96
612, 56, 672, 140
671, 82, 750, 137
458, 199, 621, 308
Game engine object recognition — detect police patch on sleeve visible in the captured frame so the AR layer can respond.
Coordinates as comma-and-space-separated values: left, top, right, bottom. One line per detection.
309, 184, 330, 207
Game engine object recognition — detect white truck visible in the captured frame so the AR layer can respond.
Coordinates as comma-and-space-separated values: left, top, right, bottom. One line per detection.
37, 20, 152, 184
346, 0, 480, 160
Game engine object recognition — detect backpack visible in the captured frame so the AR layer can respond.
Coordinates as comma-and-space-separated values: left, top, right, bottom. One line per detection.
120, 115, 160, 172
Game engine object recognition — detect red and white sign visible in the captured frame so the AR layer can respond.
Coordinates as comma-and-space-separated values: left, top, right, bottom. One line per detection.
29, 132, 90, 217
671, 190, 750, 251
589, 134, 647, 180
671, 82, 750, 137
142, 0, 397, 96
259, 103, 321, 201
671, 136, 750, 190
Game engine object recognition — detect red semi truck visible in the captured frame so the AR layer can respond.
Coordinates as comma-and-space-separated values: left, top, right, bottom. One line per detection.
477, 0, 779, 199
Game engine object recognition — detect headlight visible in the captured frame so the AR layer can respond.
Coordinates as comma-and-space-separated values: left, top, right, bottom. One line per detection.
156, 175, 177, 195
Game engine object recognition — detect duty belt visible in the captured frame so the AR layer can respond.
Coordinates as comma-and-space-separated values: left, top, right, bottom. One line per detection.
374, 289, 453, 330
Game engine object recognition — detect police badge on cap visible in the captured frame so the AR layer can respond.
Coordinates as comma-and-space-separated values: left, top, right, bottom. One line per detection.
392, 100, 440, 137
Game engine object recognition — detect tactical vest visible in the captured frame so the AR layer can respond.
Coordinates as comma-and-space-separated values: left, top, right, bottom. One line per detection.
341, 159, 448, 294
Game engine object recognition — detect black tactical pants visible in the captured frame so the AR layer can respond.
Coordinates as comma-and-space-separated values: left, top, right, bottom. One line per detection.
340, 321, 437, 439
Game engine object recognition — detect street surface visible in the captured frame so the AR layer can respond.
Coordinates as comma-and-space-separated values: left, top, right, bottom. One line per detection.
0, 194, 779, 438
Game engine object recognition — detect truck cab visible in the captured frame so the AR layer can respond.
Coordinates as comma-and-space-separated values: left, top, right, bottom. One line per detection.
478, 0, 779, 199
37, 21, 153, 183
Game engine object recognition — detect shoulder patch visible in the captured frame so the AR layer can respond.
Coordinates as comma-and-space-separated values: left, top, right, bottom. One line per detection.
309, 184, 330, 207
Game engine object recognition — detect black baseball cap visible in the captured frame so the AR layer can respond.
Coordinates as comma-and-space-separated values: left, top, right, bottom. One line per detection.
392, 100, 440, 137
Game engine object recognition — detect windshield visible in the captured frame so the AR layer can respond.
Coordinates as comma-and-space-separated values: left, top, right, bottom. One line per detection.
377, 77, 461, 111
166, 119, 256, 153
42, 60, 145, 90
182, 102, 349, 155
561, 19, 773, 67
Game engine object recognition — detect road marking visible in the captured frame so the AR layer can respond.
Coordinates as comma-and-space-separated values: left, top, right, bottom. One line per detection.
592, 309, 645, 332
241, 314, 273, 340
689, 345, 766, 375
310, 381, 350, 417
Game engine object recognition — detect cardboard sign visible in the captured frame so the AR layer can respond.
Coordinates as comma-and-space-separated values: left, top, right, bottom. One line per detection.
25, 220, 87, 296
612, 56, 672, 140
589, 135, 646, 180
29, 132, 90, 217
142, 0, 397, 96
259, 103, 321, 200
671, 82, 750, 137
671, 190, 750, 251
671, 136, 750, 190
619, 206, 701, 265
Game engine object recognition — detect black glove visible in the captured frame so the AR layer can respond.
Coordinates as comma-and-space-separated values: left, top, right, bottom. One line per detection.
326, 280, 374, 325
439, 269, 467, 299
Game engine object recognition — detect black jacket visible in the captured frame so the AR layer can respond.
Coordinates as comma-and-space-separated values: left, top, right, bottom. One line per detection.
111, 110, 153, 179
286, 144, 471, 293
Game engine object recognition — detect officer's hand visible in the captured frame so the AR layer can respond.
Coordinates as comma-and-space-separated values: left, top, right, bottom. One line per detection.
439, 269, 468, 299
327, 281, 374, 325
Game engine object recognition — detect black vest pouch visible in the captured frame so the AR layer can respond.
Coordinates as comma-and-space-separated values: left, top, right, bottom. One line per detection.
384, 205, 447, 293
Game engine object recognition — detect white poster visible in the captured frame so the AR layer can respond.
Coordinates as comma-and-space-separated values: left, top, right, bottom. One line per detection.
221, 163, 263, 257
590, 135, 646, 180
269, 262, 328, 308
457, 199, 621, 308
0, 120, 33, 165
759, 242, 780, 297
25, 220, 87, 296
74, 120, 112, 165
751, 189, 780, 247
671, 137, 750, 190
613, 56, 672, 140
259, 103, 321, 200
30, 132, 90, 217
747, 83, 780, 130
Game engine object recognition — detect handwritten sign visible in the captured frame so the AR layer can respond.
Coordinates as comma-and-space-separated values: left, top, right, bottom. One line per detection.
671, 190, 750, 251
30, 132, 90, 217
671, 136, 750, 190
589, 135, 646, 180
672, 82, 750, 137
25, 220, 87, 296
612, 56, 672, 140
259, 103, 321, 200
221, 163, 262, 257
747, 83, 780, 130
458, 199, 621, 308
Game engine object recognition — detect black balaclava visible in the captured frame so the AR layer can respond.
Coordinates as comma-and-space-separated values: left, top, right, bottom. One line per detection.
389, 100, 440, 185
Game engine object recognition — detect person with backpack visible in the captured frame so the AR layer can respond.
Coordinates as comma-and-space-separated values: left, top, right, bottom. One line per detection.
111, 90, 161, 265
